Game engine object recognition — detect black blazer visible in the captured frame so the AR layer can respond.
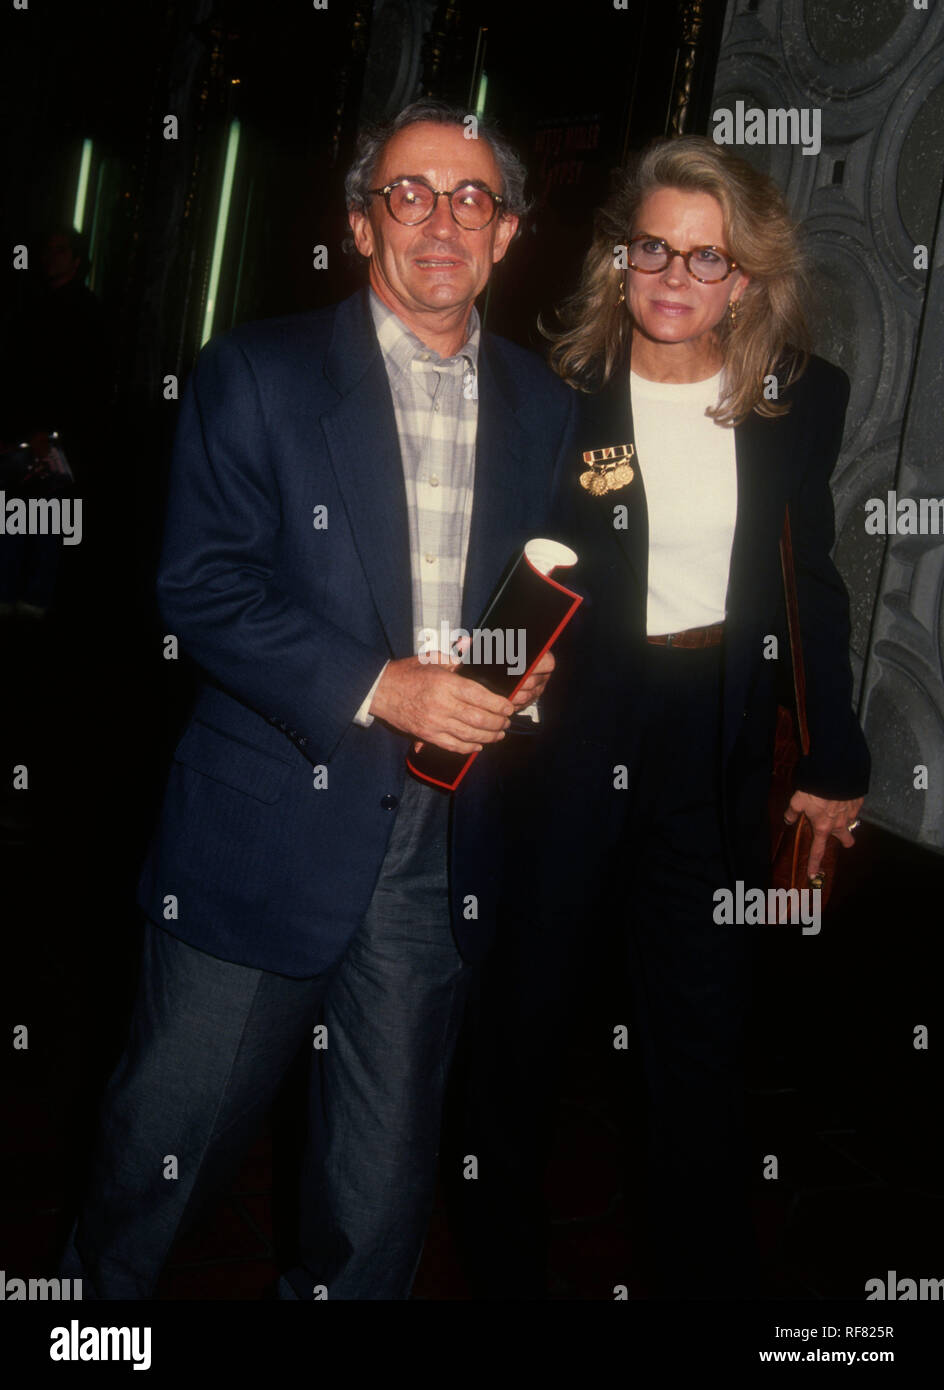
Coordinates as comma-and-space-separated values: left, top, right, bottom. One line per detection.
537, 352, 870, 881
136, 289, 578, 976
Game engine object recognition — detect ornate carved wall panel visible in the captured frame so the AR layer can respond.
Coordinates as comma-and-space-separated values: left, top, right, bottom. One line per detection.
712, 0, 944, 850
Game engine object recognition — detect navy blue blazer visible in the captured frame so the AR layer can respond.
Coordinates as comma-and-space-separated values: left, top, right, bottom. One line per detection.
137, 289, 578, 976
535, 352, 870, 880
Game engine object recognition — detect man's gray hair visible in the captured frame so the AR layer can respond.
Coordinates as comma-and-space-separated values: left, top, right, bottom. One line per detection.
344, 99, 531, 226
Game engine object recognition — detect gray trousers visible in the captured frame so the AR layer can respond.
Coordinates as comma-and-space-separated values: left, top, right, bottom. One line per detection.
59, 776, 468, 1299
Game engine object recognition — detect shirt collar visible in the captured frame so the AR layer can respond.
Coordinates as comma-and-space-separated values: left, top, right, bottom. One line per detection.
369, 287, 480, 383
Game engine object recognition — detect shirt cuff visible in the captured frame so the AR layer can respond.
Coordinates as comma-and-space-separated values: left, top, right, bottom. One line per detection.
353, 662, 389, 727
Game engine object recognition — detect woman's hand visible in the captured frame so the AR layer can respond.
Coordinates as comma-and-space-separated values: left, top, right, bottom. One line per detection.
785, 791, 865, 879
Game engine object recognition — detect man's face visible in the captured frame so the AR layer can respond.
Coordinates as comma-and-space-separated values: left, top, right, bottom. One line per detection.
348, 122, 518, 328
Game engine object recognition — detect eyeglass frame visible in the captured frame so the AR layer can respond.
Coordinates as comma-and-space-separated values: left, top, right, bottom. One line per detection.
366, 175, 506, 229
626, 234, 739, 283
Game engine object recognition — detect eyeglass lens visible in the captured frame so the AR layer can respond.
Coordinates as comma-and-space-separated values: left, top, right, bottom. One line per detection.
629, 238, 731, 281
387, 180, 496, 228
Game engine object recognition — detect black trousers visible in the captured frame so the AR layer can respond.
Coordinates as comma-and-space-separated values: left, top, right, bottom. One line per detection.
445, 642, 756, 1298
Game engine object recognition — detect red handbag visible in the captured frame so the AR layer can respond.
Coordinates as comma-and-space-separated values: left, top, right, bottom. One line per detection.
768, 508, 839, 904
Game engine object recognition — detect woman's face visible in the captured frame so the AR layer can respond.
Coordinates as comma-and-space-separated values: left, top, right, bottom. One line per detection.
623, 187, 748, 358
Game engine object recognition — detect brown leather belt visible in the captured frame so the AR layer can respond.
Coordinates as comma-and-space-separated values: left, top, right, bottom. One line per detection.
646, 621, 725, 649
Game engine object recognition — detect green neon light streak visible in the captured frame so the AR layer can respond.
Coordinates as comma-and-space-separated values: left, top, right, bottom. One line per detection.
201, 119, 241, 346
73, 138, 93, 232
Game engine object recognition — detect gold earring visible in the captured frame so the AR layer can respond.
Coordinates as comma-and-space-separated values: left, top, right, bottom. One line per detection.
728, 297, 740, 325
616, 278, 625, 307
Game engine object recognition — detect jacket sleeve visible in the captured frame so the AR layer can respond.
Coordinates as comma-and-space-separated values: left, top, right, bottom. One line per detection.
788, 362, 870, 800
156, 333, 388, 764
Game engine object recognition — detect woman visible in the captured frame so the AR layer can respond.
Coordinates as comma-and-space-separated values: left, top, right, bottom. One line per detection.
447, 137, 870, 1299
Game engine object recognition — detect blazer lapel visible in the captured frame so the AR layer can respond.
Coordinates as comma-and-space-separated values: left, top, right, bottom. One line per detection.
726, 408, 772, 619
319, 292, 414, 658
582, 366, 649, 599
461, 337, 531, 628
722, 403, 794, 757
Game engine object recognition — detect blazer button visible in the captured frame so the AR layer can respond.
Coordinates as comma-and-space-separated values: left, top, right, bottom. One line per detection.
380, 794, 399, 811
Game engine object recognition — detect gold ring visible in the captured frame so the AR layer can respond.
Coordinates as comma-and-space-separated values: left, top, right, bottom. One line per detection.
847, 819, 860, 833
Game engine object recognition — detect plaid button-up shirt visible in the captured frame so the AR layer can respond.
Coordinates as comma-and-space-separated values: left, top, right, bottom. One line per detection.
353, 291, 480, 725
369, 289, 479, 651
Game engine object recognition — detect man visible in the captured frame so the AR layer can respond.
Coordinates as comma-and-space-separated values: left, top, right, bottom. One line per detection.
59, 99, 577, 1299
0, 227, 108, 618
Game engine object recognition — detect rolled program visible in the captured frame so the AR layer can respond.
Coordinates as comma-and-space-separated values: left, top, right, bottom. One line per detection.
406, 538, 582, 792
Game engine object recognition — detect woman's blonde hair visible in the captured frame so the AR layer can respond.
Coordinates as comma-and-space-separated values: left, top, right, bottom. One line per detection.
544, 136, 811, 425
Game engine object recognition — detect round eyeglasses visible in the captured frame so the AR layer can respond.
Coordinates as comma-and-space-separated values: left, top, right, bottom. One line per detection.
627, 235, 739, 283
367, 177, 505, 230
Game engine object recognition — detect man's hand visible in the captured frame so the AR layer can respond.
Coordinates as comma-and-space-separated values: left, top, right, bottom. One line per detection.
509, 649, 555, 710
785, 791, 865, 879
369, 653, 516, 754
